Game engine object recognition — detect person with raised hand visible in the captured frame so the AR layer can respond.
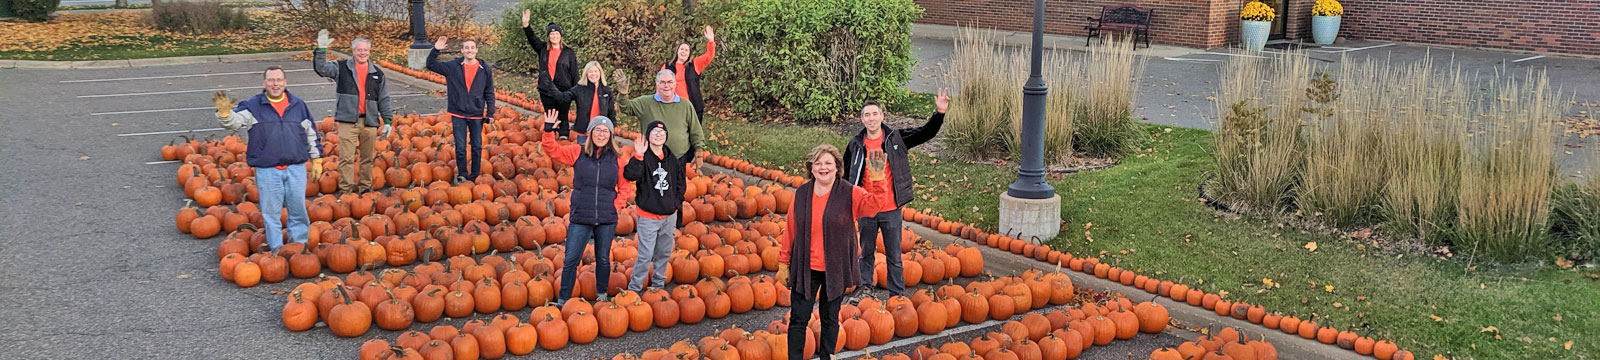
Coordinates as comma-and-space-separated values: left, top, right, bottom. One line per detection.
522, 9, 581, 139
426, 36, 496, 184
211, 66, 324, 252
842, 88, 949, 300
778, 144, 893, 360
661, 25, 716, 123
540, 109, 633, 304
621, 121, 689, 292
535, 60, 616, 145
614, 69, 703, 168
312, 29, 393, 194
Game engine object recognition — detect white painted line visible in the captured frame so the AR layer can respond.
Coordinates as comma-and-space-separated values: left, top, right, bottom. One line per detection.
78, 83, 330, 99
1201, 51, 1270, 59
1311, 43, 1396, 53
92, 93, 429, 115
117, 128, 226, 137
61, 69, 312, 83
145, 160, 181, 165
1164, 57, 1223, 63
832, 304, 1069, 359
1512, 55, 1546, 63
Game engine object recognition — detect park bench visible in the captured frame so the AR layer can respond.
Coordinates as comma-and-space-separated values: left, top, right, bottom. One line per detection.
1084, 5, 1153, 49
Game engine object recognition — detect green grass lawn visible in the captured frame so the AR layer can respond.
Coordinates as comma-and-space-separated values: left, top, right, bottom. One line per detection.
699, 111, 1600, 359
0, 34, 296, 61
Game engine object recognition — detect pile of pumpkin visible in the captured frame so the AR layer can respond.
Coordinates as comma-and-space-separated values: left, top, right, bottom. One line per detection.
699, 143, 1429, 360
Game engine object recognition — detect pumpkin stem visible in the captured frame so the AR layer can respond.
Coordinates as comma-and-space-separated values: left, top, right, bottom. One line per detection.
335, 285, 353, 305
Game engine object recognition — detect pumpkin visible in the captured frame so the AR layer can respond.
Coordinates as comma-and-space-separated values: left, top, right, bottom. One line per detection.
1106, 304, 1140, 340
328, 286, 372, 337
359, 339, 391, 360
678, 292, 706, 325
890, 304, 919, 338
281, 289, 318, 332
863, 307, 895, 345
535, 313, 569, 351
449, 333, 480, 360
233, 259, 262, 288
1134, 301, 1170, 333
917, 300, 948, 335
987, 294, 1016, 321
375, 288, 416, 331
1150, 347, 1184, 360
1372, 340, 1399, 360
958, 292, 989, 325
1086, 315, 1116, 346
652, 296, 681, 328
505, 322, 539, 356
596, 301, 629, 338
842, 314, 871, 350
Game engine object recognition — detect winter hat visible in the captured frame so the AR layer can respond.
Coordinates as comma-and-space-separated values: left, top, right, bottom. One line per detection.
547, 22, 563, 35
646, 121, 668, 139
587, 116, 614, 134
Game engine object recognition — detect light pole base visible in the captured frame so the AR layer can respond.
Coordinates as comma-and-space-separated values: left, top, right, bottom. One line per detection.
998, 192, 1061, 244
407, 48, 430, 70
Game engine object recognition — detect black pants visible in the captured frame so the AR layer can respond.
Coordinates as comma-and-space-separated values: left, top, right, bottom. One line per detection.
450, 116, 482, 181
541, 94, 573, 137
789, 270, 841, 360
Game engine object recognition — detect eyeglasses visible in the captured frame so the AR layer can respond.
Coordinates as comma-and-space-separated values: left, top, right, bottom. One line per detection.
591, 128, 611, 134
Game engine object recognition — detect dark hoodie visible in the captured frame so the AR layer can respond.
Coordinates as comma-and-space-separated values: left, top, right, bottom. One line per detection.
623, 121, 690, 217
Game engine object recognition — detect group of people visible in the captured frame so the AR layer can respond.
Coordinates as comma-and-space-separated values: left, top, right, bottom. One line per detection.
211, 17, 949, 360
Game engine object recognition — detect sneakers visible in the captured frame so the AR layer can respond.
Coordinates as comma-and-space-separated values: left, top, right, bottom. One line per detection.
452, 176, 467, 186
847, 286, 876, 304
596, 294, 610, 303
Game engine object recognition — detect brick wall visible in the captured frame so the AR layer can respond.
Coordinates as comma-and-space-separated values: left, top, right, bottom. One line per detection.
914, 0, 1244, 48
914, 0, 1600, 55
1338, 0, 1600, 56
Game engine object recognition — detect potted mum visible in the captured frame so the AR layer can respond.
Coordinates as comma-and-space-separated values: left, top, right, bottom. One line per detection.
1312, 0, 1344, 45
1239, 0, 1276, 51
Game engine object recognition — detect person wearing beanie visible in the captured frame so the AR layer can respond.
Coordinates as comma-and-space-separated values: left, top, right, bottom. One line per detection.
522, 9, 581, 138
536, 61, 616, 145
542, 111, 633, 303
622, 121, 690, 292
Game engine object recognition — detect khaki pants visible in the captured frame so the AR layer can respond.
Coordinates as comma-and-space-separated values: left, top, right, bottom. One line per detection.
337, 120, 377, 192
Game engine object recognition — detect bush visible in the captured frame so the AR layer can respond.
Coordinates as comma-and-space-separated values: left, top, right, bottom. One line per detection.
715, 0, 921, 122
146, 0, 251, 35
1550, 184, 1600, 262
11, 0, 61, 22
1211, 52, 1308, 212
1075, 39, 1143, 158
1454, 72, 1559, 262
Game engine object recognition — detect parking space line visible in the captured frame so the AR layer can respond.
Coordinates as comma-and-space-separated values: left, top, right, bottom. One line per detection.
78, 83, 330, 99
1512, 55, 1546, 63
61, 69, 313, 83
91, 93, 429, 115
1164, 57, 1223, 63
1200, 51, 1271, 59
1310, 43, 1395, 53
117, 128, 226, 137
145, 160, 181, 165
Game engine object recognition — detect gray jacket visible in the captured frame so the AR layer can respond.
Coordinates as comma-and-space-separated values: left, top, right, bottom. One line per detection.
313, 49, 393, 126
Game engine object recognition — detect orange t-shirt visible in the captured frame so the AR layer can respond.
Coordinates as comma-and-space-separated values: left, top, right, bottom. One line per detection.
463, 61, 479, 93
590, 86, 601, 122
547, 47, 561, 80
807, 192, 828, 271
862, 135, 895, 212
268, 95, 289, 117
354, 61, 368, 115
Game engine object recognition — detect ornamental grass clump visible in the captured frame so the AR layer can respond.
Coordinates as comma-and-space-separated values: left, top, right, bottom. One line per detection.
1454, 70, 1560, 262
1077, 38, 1144, 158
1379, 57, 1469, 244
945, 27, 1016, 161
1298, 68, 1385, 228
1212, 52, 1310, 212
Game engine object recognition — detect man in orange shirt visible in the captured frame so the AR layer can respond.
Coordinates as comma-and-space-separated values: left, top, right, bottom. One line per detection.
313, 30, 393, 193
842, 89, 949, 299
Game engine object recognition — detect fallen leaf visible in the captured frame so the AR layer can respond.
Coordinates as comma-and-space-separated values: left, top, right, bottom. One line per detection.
1304, 242, 1318, 252
1429, 314, 1444, 322
1325, 285, 1335, 293
1555, 257, 1574, 268
176, 274, 190, 279
1565, 340, 1574, 350
80, 156, 90, 160
1552, 313, 1562, 323
1481, 326, 1498, 333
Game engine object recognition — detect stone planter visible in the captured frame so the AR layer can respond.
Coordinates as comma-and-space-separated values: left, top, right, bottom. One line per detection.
1240, 20, 1271, 51
1313, 15, 1341, 45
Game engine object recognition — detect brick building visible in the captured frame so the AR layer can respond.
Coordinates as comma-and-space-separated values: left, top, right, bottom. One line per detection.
913, 0, 1600, 56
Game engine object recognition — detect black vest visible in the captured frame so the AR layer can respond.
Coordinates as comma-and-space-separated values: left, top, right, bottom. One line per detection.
663, 60, 706, 116
569, 148, 620, 225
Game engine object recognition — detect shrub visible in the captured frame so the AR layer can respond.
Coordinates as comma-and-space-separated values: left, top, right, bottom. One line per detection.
146, 0, 251, 35
714, 0, 920, 122
943, 27, 1014, 160
1211, 52, 1308, 212
1075, 39, 1143, 158
1454, 72, 1560, 262
11, 0, 61, 22
580, 0, 697, 91
1040, 49, 1080, 166
1380, 58, 1467, 243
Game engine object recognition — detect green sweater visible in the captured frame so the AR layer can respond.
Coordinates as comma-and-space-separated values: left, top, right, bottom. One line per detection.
618, 93, 704, 159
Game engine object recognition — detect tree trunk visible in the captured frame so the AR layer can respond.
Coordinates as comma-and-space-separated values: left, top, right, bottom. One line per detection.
682, 0, 695, 14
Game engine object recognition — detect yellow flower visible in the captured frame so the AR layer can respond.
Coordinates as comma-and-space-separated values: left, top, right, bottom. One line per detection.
1240, 1, 1277, 22
1313, 0, 1344, 17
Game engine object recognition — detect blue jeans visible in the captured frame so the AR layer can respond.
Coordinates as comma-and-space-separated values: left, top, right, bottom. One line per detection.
858, 207, 904, 295
256, 164, 310, 251
558, 222, 615, 301
451, 116, 483, 180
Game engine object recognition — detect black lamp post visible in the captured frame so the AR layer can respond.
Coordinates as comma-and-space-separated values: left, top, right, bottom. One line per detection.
409, 0, 429, 50
1006, 0, 1055, 199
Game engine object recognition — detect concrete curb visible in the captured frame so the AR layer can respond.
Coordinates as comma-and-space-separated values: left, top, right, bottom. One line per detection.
697, 162, 1364, 360
1, 50, 305, 69
911, 23, 1200, 59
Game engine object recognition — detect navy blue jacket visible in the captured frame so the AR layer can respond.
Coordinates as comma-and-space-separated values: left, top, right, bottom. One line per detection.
571, 147, 621, 225
220, 91, 323, 168
426, 49, 496, 119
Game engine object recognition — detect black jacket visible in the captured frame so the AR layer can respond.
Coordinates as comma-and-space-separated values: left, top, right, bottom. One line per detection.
622, 123, 689, 218
522, 26, 580, 92
536, 71, 616, 133
425, 50, 495, 119
841, 112, 945, 208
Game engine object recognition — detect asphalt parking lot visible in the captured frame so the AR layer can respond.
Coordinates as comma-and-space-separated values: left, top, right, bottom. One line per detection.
0, 57, 1197, 359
